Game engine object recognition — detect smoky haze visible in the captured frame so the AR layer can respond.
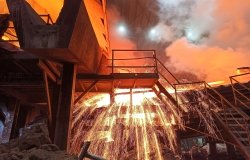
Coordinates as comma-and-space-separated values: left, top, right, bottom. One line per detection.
155, 0, 250, 82
107, 0, 250, 83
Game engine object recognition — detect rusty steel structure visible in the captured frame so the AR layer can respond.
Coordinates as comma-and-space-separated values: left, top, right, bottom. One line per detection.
0, 0, 250, 160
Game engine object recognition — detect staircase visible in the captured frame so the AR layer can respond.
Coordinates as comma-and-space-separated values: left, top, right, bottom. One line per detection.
198, 83, 250, 159
213, 109, 250, 159
154, 58, 250, 159
219, 108, 250, 144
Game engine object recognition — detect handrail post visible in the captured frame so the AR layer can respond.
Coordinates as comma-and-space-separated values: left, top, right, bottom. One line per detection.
47, 14, 50, 24
49, 15, 53, 24
153, 50, 158, 74
230, 77, 238, 106
112, 50, 114, 74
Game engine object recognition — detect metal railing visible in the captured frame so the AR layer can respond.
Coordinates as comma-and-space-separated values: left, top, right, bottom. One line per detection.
156, 58, 180, 86
156, 59, 207, 111
155, 58, 180, 100
155, 58, 250, 145
174, 81, 205, 107
205, 82, 250, 145
230, 73, 250, 109
109, 50, 158, 74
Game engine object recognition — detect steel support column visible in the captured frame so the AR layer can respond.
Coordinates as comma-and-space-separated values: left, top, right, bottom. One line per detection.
54, 63, 76, 150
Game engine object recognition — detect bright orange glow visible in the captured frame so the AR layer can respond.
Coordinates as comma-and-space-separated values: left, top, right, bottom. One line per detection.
175, 83, 205, 93
92, 89, 158, 107
116, 90, 156, 106
0, 0, 63, 22
1, 21, 20, 47
167, 38, 250, 83
232, 73, 250, 84
96, 94, 110, 107
0, 0, 9, 14
26, 0, 63, 22
2, 35, 9, 41
236, 67, 250, 75
236, 69, 241, 75
84, 0, 110, 56
207, 80, 225, 86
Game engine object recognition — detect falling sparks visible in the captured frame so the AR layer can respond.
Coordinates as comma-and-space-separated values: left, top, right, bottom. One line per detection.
70, 89, 178, 159
69, 83, 222, 160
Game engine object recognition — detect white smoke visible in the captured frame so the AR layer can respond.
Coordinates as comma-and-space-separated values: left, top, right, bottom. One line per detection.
151, 0, 215, 43
154, 0, 250, 82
